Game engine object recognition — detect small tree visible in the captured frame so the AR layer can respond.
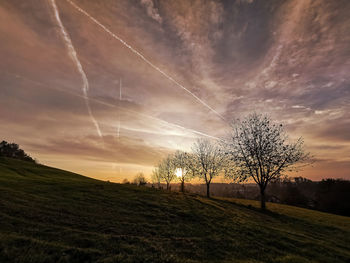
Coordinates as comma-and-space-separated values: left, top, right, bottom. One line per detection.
225, 113, 310, 209
151, 167, 162, 189
133, 172, 147, 186
122, 178, 130, 184
172, 150, 193, 192
191, 139, 228, 198
158, 155, 176, 190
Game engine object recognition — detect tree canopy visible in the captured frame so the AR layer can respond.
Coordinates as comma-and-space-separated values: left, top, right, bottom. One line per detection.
0, 141, 35, 163
224, 113, 310, 209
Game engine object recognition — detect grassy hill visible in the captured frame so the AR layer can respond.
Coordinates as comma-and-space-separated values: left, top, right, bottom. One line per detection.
0, 158, 349, 263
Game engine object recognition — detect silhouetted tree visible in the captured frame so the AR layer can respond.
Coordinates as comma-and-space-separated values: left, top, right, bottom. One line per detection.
225, 113, 310, 209
122, 178, 130, 184
0, 141, 35, 162
133, 173, 147, 186
172, 150, 193, 192
191, 139, 228, 198
151, 167, 162, 189
158, 156, 176, 190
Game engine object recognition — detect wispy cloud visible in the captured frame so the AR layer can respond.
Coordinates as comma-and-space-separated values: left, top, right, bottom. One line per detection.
140, 0, 162, 24
0, 0, 349, 180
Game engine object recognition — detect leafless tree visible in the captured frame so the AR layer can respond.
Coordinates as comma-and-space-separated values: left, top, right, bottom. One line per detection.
151, 167, 162, 189
172, 150, 194, 192
158, 155, 176, 190
191, 139, 228, 198
133, 172, 147, 186
225, 113, 310, 209
122, 178, 130, 184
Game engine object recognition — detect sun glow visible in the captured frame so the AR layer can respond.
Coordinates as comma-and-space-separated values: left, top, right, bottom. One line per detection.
175, 168, 183, 178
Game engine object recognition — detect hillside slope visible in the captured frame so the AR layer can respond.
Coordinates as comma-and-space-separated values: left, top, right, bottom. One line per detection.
0, 158, 349, 263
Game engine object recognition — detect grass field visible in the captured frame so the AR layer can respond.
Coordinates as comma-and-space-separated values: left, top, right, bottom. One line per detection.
0, 157, 349, 263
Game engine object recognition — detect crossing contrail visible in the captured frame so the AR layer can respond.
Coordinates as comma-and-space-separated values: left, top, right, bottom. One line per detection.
4, 71, 220, 141
64, 0, 226, 122
49, 0, 103, 138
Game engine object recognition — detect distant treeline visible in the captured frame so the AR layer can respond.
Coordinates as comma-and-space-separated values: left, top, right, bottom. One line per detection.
266, 177, 350, 216
0, 141, 35, 163
148, 177, 350, 217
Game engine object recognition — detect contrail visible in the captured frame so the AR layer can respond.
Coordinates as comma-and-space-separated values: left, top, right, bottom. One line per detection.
65, 0, 226, 122
4, 71, 220, 141
49, 0, 103, 138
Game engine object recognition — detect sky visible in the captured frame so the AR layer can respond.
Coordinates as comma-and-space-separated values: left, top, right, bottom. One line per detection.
0, 0, 349, 182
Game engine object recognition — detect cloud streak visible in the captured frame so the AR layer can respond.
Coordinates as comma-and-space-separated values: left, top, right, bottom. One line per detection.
140, 0, 162, 24
2, 71, 219, 141
49, 0, 102, 138
65, 0, 226, 122
1, 0, 349, 180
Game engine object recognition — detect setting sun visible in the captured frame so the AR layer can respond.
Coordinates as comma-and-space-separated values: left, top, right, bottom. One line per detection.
0, 0, 349, 261
175, 168, 183, 178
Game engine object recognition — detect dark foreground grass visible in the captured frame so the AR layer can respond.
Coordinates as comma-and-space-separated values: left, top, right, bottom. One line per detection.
0, 158, 349, 263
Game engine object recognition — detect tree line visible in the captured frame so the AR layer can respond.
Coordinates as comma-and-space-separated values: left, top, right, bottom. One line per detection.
150, 113, 310, 209
0, 141, 35, 163
267, 177, 350, 216
173, 177, 350, 216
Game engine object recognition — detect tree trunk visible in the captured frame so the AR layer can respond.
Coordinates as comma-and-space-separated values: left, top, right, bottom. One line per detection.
181, 180, 185, 192
166, 182, 170, 190
260, 187, 266, 210
206, 183, 210, 198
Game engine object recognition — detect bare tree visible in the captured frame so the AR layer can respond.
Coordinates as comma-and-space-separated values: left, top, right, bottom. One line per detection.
151, 167, 162, 189
122, 178, 130, 184
191, 139, 228, 198
225, 113, 310, 209
158, 155, 176, 190
133, 172, 147, 186
172, 150, 193, 192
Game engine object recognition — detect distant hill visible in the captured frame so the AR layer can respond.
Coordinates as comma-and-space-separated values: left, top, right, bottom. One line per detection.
0, 157, 349, 263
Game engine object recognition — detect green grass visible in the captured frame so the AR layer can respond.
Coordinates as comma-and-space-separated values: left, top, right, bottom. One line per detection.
0, 157, 349, 263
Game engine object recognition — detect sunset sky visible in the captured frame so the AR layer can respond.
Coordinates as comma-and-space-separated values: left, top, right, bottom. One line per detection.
0, 0, 349, 182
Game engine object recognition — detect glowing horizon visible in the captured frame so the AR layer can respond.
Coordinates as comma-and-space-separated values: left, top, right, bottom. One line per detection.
0, 0, 349, 182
